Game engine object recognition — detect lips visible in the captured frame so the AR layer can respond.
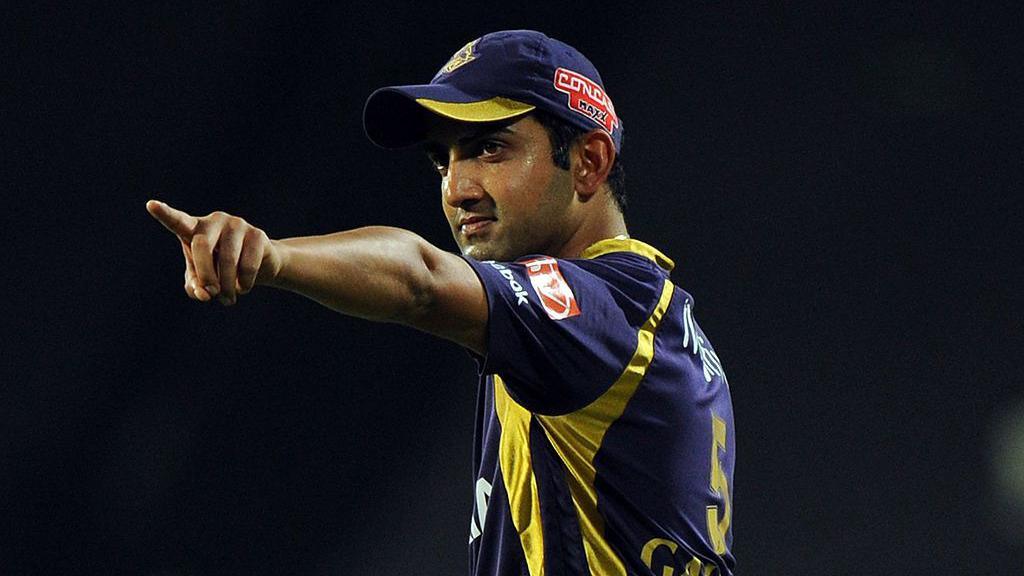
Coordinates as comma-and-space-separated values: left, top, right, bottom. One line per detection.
459, 215, 496, 236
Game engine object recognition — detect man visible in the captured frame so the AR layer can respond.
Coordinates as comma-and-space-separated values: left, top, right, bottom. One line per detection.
147, 30, 735, 576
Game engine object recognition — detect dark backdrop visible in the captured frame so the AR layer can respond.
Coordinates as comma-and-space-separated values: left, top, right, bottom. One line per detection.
5, 2, 1022, 574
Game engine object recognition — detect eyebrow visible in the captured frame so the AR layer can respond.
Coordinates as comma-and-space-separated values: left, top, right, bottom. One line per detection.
456, 125, 514, 145
424, 125, 516, 156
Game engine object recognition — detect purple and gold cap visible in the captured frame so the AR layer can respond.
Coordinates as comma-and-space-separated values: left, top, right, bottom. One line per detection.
363, 30, 622, 151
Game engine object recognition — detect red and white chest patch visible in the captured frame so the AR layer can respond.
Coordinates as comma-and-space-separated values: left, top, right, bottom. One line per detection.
552, 67, 620, 135
522, 257, 581, 320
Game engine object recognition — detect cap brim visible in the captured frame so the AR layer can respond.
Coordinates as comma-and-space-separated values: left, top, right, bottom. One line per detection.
363, 84, 535, 149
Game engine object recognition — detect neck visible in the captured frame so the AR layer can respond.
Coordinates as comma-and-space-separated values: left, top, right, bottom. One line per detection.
555, 199, 628, 259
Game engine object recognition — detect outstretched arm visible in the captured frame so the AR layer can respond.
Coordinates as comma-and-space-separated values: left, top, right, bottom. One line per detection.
145, 200, 487, 354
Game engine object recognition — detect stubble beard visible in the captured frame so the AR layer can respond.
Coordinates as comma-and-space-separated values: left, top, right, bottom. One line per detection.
457, 222, 534, 263
458, 236, 514, 262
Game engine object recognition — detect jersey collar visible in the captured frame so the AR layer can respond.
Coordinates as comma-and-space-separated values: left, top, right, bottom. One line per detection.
580, 235, 675, 272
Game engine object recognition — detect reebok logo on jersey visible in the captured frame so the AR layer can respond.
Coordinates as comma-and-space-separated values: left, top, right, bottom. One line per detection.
486, 261, 529, 306
553, 68, 619, 135
522, 257, 580, 320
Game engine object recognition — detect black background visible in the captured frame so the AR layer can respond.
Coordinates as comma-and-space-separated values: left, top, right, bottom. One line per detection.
5, 2, 1023, 574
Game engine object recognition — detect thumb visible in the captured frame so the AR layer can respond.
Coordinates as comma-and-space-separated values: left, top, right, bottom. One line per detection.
146, 200, 198, 239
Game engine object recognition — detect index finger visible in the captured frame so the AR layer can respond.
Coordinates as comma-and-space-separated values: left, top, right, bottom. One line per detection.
146, 200, 198, 239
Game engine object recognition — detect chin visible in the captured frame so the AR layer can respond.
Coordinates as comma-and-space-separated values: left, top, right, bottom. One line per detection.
461, 244, 494, 262
461, 241, 512, 262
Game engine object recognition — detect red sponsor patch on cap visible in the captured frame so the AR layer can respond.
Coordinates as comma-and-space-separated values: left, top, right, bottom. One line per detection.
553, 67, 619, 135
522, 257, 581, 320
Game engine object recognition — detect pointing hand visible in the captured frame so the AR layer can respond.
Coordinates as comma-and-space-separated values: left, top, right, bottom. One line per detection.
146, 200, 282, 305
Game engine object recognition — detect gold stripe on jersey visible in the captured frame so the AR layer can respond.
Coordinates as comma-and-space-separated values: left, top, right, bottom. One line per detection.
537, 279, 676, 575
580, 237, 676, 272
494, 375, 546, 576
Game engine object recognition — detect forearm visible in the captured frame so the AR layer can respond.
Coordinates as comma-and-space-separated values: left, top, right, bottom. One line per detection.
147, 200, 487, 351
264, 226, 438, 324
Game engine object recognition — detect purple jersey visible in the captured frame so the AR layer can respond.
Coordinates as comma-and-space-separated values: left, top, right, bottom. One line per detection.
462, 237, 736, 576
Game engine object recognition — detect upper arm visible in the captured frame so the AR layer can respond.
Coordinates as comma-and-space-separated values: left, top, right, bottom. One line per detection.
402, 241, 489, 355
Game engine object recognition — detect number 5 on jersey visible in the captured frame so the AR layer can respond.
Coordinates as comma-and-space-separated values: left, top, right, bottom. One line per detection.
706, 413, 731, 554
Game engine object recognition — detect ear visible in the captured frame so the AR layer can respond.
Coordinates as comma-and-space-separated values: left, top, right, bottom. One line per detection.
571, 130, 616, 201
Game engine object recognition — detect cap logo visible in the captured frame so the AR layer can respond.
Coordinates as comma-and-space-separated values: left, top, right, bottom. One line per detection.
553, 67, 619, 135
440, 40, 479, 75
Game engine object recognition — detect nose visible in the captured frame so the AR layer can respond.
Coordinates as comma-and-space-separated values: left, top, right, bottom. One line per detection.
443, 157, 485, 208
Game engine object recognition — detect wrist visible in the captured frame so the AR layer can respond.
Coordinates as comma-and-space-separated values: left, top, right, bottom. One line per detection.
259, 238, 290, 288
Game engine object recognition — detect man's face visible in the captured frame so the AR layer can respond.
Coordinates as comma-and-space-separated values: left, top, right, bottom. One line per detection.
424, 114, 576, 262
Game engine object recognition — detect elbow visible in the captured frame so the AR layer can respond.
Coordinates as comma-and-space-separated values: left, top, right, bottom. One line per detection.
399, 267, 439, 326
365, 229, 483, 353
372, 230, 485, 352
381, 233, 444, 326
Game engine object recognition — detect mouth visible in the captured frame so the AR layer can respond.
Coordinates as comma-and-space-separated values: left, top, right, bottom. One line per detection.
459, 216, 496, 237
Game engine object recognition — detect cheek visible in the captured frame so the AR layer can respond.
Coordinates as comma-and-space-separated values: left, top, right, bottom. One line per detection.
517, 150, 543, 188
500, 151, 551, 208
440, 184, 458, 224
439, 175, 451, 207
442, 203, 458, 226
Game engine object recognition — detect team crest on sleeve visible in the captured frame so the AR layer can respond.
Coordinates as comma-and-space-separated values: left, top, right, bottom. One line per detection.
521, 257, 581, 320
552, 68, 620, 135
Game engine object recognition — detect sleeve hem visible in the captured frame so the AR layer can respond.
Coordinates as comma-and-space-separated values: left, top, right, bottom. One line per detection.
459, 256, 497, 376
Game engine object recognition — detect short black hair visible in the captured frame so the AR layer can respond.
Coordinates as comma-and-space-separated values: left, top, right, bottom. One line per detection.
531, 110, 626, 212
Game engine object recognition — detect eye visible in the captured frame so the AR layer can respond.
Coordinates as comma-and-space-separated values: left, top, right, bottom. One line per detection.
426, 152, 448, 176
479, 140, 505, 158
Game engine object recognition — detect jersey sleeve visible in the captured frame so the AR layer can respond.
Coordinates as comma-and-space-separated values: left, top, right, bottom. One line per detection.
462, 253, 667, 415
